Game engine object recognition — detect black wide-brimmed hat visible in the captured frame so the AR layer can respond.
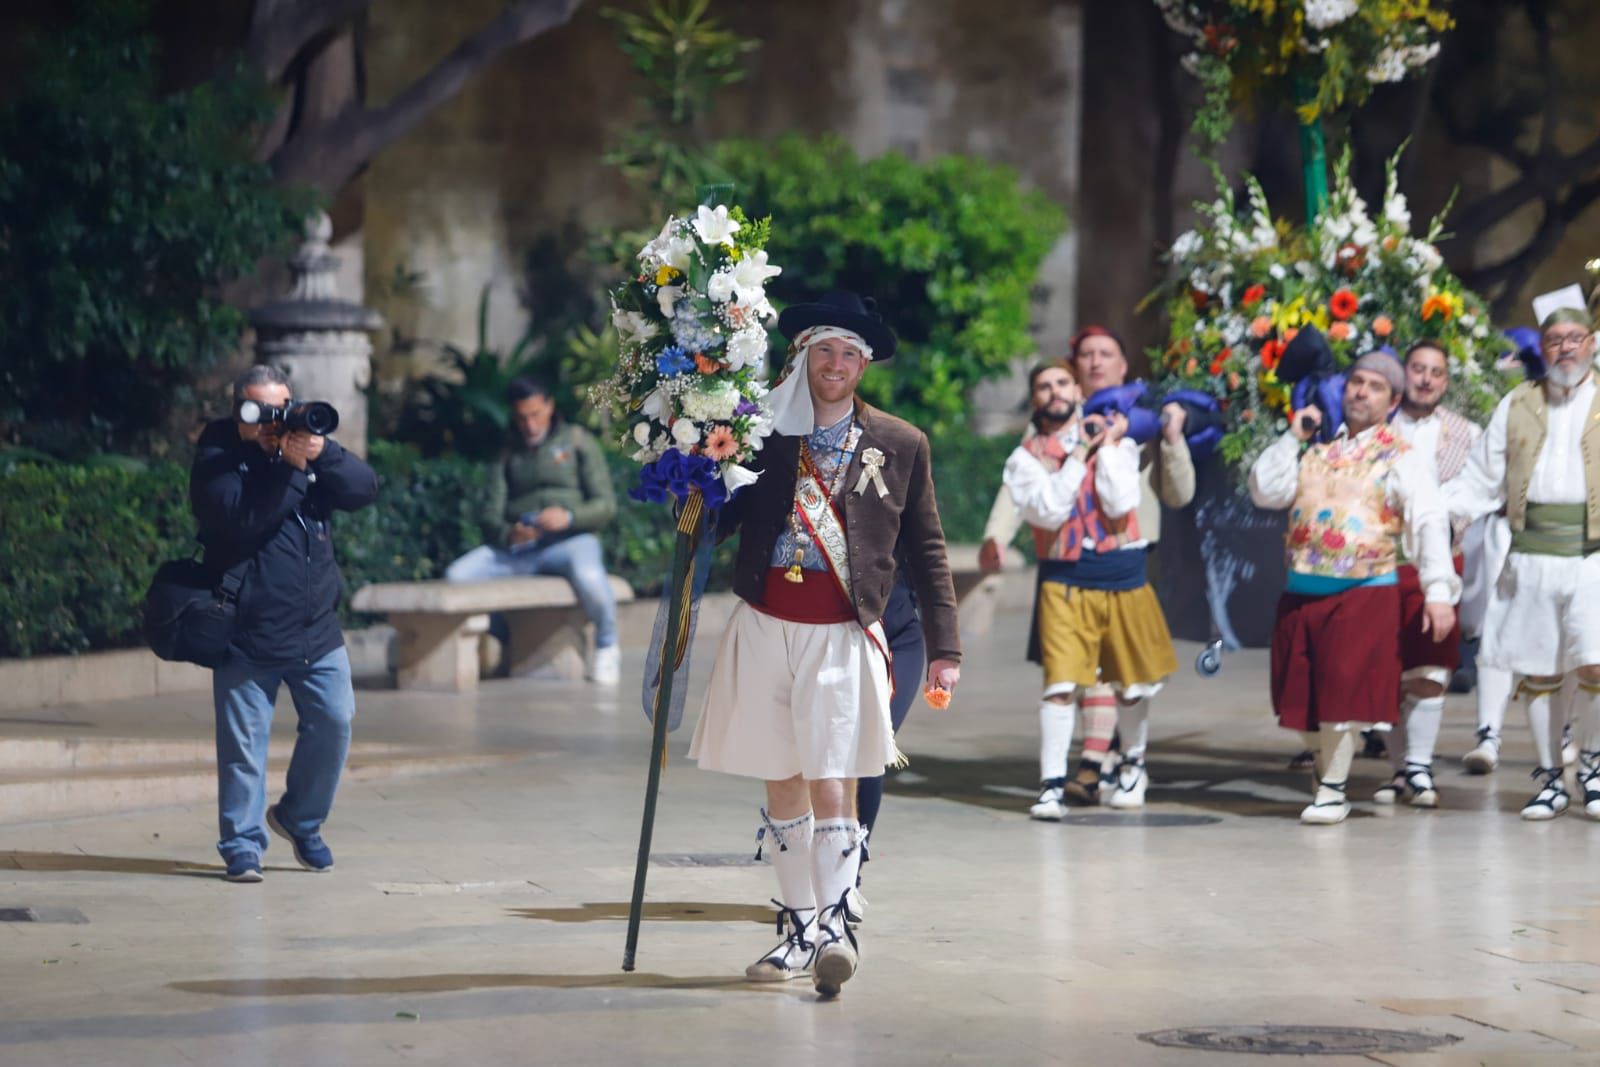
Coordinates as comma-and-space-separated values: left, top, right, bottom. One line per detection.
777, 289, 897, 362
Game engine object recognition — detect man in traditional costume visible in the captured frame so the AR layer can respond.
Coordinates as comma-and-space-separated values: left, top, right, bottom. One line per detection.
982, 327, 1194, 811
1373, 340, 1482, 807
1444, 298, 1600, 819
1001, 356, 1183, 817
1249, 351, 1459, 825
689, 290, 961, 996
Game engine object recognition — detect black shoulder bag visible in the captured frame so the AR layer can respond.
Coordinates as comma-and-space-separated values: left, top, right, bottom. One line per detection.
143, 550, 249, 668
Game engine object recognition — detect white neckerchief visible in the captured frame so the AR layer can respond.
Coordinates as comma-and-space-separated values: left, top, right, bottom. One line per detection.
766, 326, 872, 436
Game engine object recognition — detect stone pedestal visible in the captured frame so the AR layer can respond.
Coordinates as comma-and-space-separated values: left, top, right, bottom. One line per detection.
250, 213, 383, 458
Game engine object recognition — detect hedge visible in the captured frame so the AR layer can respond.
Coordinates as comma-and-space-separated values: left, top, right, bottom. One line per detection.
0, 433, 1019, 658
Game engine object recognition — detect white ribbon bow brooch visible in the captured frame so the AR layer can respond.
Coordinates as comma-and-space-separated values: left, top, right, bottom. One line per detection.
853, 447, 890, 499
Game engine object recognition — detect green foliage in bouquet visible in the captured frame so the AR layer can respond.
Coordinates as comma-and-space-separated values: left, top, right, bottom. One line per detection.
1151, 150, 1508, 470
709, 135, 1066, 437
1155, 0, 1453, 148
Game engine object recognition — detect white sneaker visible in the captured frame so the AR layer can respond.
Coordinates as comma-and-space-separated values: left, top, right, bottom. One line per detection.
1462, 731, 1499, 775
1107, 760, 1148, 809
1029, 782, 1066, 821
1521, 770, 1570, 821
745, 904, 816, 983
588, 644, 621, 685
1300, 781, 1350, 825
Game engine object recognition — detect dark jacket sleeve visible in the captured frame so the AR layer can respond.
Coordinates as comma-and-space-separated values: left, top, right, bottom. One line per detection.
569, 427, 617, 532
899, 431, 961, 664
190, 430, 307, 555
307, 438, 378, 513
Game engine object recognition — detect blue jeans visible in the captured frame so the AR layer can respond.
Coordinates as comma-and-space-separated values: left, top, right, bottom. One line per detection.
213, 646, 355, 864
445, 533, 618, 648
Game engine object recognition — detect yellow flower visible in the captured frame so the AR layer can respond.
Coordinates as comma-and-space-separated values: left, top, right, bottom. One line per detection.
655, 265, 680, 286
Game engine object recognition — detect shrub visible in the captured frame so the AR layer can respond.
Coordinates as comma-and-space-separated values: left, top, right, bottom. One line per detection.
0, 432, 1019, 657
707, 134, 1067, 436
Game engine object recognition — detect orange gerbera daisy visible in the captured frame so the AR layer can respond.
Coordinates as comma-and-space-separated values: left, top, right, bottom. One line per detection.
1329, 289, 1359, 320
1372, 315, 1394, 337
1250, 315, 1273, 338
1328, 321, 1351, 342
1421, 294, 1453, 321
702, 424, 739, 462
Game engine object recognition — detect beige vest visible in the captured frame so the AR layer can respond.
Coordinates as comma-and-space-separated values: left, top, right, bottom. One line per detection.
1504, 380, 1600, 538
1287, 425, 1408, 579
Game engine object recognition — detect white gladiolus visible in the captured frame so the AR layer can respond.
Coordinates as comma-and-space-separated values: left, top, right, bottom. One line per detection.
730, 250, 782, 302
1172, 230, 1204, 259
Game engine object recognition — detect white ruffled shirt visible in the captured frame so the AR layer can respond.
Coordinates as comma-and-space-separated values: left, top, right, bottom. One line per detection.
1002, 426, 1146, 550
1445, 373, 1596, 525
1248, 424, 1460, 605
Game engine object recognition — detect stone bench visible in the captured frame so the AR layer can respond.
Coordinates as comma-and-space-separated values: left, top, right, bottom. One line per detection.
351, 576, 634, 692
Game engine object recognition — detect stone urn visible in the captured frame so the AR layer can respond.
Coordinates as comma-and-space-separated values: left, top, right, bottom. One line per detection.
249, 213, 383, 458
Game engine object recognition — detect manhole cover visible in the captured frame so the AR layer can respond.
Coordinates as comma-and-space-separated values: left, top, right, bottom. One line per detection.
1063, 813, 1221, 827
650, 853, 760, 868
1140, 1025, 1459, 1055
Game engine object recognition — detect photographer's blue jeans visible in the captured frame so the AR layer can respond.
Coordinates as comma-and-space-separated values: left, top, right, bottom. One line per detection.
213, 646, 355, 865
445, 533, 619, 649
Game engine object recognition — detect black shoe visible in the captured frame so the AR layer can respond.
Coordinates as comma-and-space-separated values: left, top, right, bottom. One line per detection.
1288, 749, 1316, 771
1360, 729, 1388, 760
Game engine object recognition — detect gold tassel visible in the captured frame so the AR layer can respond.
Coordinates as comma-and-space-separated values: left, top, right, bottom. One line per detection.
887, 739, 910, 770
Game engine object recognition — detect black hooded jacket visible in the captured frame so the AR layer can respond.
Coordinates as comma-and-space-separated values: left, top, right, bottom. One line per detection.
189, 419, 378, 665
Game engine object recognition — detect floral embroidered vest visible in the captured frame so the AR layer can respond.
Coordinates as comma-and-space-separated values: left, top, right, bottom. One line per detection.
1286, 426, 1407, 579
1024, 432, 1139, 562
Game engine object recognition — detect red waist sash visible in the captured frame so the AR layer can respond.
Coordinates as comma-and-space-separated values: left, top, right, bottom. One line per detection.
754, 567, 856, 625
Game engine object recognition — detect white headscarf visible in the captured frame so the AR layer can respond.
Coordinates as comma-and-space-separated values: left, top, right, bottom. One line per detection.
765, 326, 873, 435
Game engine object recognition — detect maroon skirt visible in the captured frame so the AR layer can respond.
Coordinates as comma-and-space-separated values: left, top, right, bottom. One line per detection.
1398, 561, 1462, 675
1270, 583, 1402, 732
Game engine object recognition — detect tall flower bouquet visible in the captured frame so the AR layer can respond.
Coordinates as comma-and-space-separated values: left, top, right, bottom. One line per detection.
591, 202, 781, 510
1155, 0, 1453, 123
1152, 151, 1507, 469
594, 200, 782, 975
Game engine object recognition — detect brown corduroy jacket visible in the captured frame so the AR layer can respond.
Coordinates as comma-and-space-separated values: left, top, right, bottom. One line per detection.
716, 400, 962, 665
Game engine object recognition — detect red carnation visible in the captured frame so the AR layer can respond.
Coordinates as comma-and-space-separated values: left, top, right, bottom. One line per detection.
1329, 289, 1359, 321
1241, 284, 1267, 309
1261, 339, 1285, 370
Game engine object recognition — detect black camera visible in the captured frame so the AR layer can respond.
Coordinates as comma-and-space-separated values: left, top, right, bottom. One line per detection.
235, 399, 340, 435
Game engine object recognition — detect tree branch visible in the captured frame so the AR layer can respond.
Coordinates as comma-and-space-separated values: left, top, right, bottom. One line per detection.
268, 0, 586, 196
244, 0, 376, 84
1464, 178, 1600, 317
1449, 135, 1600, 238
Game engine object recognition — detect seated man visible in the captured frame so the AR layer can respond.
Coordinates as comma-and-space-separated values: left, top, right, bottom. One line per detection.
446, 376, 620, 683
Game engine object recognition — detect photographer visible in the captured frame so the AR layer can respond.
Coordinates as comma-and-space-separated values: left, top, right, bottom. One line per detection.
190, 364, 378, 883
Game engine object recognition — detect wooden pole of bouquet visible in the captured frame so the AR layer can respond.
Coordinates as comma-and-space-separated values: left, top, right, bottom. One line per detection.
622, 487, 706, 972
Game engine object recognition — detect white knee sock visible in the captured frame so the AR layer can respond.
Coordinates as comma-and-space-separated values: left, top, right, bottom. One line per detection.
1523, 685, 1561, 769
1577, 679, 1600, 762
1319, 729, 1355, 787
1476, 667, 1512, 741
812, 818, 864, 934
760, 809, 815, 913
1038, 700, 1076, 783
1117, 698, 1151, 761
1404, 695, 1444, 768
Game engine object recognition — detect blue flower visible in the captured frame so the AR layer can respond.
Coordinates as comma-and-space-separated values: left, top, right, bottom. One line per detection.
656, 346, 694, 377
1315, 508, 1334, 522
629, 450, 730, 510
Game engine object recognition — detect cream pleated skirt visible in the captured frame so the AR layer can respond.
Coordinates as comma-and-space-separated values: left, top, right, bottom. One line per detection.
689, 601, 896, 781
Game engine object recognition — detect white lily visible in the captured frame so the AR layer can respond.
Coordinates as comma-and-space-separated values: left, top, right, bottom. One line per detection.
641, 387, 670, 421
612, 308, 657, 346
706, 269, 736, 304
730, 249, 782, 302
693, 204, 741, 248
722, 463, 761, 494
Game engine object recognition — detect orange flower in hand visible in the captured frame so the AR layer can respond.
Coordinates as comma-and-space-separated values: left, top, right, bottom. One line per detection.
923, 685, 952, 710
703, 424, 739, 462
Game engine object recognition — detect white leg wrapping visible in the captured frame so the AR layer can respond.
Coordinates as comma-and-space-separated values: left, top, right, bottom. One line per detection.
1117, 697, 1151, 761
1038, 700, 1076, 783
1524, 687, 1559, 769
1476, 666, 1512, 739
1404, 695, 1444, 767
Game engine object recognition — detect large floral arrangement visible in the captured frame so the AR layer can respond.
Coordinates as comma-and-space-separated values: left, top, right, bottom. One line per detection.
1155, 0, 1452, 123
590, 203, 781, 509
1153, 151, 1506, 468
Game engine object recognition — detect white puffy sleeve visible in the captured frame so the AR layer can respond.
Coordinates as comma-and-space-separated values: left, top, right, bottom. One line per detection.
1443, 395, 1510, 527
1004, 445, 1087, 530
1248, 433, 1302, 511
1093, 438, 1143, 520
1391, 448, 1461, 605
